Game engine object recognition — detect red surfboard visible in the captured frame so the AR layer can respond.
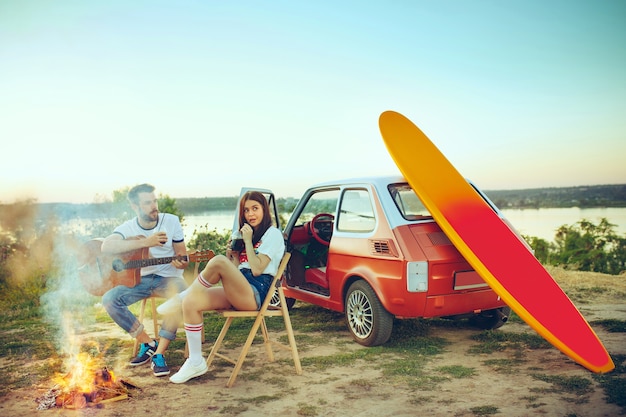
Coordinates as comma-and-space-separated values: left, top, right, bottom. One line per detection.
379, 110, 614, 373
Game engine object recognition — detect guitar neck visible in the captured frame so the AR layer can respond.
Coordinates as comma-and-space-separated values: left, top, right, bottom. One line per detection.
124, 255, 189, 270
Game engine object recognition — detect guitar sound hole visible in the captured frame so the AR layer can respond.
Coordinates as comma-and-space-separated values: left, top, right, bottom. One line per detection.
112, 259, 125, 272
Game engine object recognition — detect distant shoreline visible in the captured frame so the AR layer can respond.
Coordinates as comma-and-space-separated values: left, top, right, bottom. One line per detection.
2, 184, 625, 219
484, 184, 626, 209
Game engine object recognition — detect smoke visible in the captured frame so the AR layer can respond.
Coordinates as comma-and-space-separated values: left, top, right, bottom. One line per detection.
0, 200, 43, 287
0, 200, 120, 372
40, 233, 100, 360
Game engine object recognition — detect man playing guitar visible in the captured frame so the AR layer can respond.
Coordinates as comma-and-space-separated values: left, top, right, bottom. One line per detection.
100, 183, 188, 378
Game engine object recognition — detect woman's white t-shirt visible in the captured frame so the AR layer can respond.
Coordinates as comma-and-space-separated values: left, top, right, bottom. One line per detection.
238, 227, 285, 276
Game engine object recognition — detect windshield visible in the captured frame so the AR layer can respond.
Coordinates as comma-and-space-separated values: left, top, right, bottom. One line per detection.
388, 183, 432, 221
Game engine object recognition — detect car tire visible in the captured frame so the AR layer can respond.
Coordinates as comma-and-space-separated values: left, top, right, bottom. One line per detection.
469, 306, 511, 330
345, 280, 393, 347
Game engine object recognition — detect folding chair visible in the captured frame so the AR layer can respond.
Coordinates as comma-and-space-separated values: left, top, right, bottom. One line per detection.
206, 252, 302, 387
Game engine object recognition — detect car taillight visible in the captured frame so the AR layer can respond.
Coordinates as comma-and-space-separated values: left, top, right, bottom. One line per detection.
407, 261, 428, 292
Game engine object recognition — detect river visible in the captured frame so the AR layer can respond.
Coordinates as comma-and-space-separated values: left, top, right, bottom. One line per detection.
183, 208, 626, 243
500, 207, 626, 241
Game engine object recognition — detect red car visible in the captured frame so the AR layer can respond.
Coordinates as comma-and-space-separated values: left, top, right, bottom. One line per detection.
278, 176, 511, 346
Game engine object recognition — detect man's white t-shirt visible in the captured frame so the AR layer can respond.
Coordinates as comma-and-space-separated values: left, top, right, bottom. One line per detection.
113, 213, 185, 278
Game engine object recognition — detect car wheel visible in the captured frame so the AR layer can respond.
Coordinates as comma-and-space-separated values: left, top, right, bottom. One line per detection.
469, 306, 511, 330
345, 280, 393, 346
269, 289, 296, 310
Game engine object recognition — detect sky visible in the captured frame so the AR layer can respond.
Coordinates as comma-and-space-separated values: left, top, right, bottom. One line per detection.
1, 0, 625, 204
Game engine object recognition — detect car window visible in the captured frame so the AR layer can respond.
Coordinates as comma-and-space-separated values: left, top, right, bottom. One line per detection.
294, 189, 340, 226
337, 188, 375, 232
388, 183, 432, 220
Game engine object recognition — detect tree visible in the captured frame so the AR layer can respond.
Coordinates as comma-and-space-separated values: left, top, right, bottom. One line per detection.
523, 235, 553, 265
158, 194, 185, 224
85, 189, 185, 238
548, 218, 625, 275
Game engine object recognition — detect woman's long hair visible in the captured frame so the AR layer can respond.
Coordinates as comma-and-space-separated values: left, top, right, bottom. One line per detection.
238, 191, 272, 246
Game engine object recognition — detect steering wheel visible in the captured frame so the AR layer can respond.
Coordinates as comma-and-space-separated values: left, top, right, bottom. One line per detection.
310, 213, 334, 246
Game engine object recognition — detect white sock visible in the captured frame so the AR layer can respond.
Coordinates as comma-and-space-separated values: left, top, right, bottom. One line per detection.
184, 322, 204, 365
197, 272, 213, 289
178, 274, 210, 300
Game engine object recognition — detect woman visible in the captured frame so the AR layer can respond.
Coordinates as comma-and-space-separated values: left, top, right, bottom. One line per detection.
168, 191, 285, 384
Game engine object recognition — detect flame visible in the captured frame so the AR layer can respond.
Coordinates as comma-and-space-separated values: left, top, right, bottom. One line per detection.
53, 352, 112, 393
48, 351, 127, 409
52, 312, 111, 393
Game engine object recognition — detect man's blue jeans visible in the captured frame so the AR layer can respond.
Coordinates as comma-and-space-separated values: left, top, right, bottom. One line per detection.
102, 274, 186, 341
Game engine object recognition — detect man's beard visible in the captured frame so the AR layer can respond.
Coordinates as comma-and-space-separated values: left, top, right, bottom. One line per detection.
140, 211, 159, 223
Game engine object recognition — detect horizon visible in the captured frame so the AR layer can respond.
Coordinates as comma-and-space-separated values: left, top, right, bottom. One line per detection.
5, 181, 624, 206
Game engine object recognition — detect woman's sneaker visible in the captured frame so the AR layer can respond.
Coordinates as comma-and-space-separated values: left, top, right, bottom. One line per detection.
151, 354, 170, 377
169, 359, 208, 383
130, 340, 158, 366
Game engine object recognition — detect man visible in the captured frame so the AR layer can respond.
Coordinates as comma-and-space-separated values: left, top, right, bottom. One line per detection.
101, 183, 188, 377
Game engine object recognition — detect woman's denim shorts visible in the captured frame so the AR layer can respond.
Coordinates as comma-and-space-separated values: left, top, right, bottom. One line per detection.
239, 268, 273, 309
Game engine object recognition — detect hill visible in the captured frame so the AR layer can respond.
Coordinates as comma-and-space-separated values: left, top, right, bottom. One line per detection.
3, 184, 625, 221
483, 184, 626, 209
172, 184, 626, 212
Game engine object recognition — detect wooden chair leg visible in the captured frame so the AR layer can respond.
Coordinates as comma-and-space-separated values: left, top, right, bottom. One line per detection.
133, 298, 148, 356
226, 314, 267, 387
149, 297, 158, 337
133, 297, 159, 356
141, 296, 197, 358
207, 317, 237, 367
260, 319, 275, 362
279, 289, 303, 374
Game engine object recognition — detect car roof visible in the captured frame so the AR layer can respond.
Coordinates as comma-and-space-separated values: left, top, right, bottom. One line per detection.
309, 175, 407, 189
306, 175, 436, 229
302, 176, 513, 236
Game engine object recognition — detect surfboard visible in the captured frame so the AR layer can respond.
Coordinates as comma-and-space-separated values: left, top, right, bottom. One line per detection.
378, 110, 614, 373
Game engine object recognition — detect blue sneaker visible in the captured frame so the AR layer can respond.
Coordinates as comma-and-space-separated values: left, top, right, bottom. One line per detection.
151, 354, 170, 377
130, 340, 158, 366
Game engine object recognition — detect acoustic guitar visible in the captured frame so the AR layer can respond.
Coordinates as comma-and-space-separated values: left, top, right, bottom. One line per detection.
78, 238, 215, 296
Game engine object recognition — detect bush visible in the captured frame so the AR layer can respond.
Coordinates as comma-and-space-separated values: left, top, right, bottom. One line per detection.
0, 201, 57, 317
187, 227, 231, 255
527, 218, 626, 275
0, 190, 198, 318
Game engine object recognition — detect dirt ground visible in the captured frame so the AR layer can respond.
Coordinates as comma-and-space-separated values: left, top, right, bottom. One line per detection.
3, 267, 625, 417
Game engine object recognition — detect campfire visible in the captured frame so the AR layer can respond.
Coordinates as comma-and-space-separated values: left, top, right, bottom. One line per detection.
36, 352, 138, 410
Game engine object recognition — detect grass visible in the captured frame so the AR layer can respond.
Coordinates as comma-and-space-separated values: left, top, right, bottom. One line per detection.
436, 365, 476, 378
592, 354, 626, 410
468, 329, 551, 354
530, 373, 594, 396
470, 405, 499, 415
566, 286, 611, 304
520, 395, 547, 409
296, 402, 319, 416
482, 358, 527, 374
3, 301, 624, 414
1, 270, 625, 415
593, 318, 626, 333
